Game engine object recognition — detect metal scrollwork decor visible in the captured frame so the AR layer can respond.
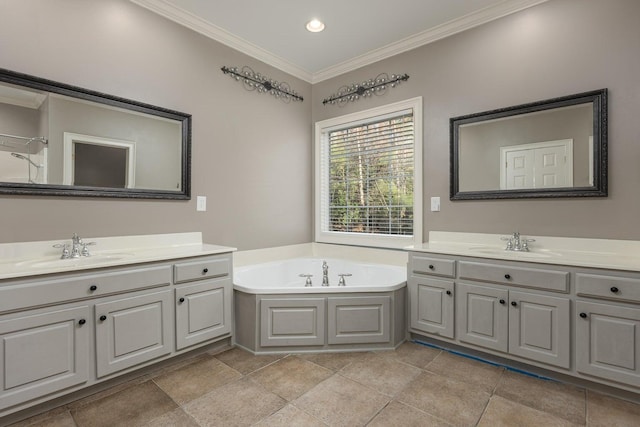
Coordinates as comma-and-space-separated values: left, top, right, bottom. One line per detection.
322, 73, 409, 106
221, 66, 303, 103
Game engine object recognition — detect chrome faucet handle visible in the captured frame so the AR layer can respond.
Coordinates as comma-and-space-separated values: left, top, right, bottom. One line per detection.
299, 274, 313, 287
338, 273, 352, 287
53, 243, 70, 259
81, 242, 97, 257
521, 238, 535, 252
501, 236, 514, 250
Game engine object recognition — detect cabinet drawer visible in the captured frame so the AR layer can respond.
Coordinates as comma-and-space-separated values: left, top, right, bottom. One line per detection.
458, 261, 569, 293
0, 265, 172, 313
576, 273, 640, 304
174, 256, 230, 284
411, 255, 455, 278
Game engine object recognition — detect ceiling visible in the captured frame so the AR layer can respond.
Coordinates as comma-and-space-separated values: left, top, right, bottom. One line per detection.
131, 0, 549, 83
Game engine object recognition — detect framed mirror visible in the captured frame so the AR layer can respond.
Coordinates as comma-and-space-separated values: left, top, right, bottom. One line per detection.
0, 68, 191, 199
450, 89, 607, 200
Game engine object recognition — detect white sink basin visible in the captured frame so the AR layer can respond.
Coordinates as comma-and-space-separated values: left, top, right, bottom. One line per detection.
468, 247, 562, 258
14, 253, 136, 269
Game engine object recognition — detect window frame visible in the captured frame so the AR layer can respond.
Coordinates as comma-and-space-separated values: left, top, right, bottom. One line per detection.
314, 97, 423, 249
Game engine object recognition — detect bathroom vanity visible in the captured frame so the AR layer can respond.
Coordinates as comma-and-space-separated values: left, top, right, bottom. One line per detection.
0, 233, 235, 419
408, 232, 640, 397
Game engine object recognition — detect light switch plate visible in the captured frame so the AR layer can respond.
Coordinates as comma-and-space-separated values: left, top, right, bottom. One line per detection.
196, 196, 207, 212
430, 196, 441, 212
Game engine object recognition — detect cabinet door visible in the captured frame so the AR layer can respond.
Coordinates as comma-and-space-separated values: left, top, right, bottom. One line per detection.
508, 291, 570, 369
576, 301, 640, 387
409, 276, 454, 338
176, 278, 232, 350
457, 283, 508, 352
260, 298, 325, 347
95, 290, 172, 378
328, 296, 390, 344
0, 305, 90, 411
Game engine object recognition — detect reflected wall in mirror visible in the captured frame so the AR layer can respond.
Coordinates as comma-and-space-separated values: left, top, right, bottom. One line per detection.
0, 68, 191, 199
450, 89, 607, 200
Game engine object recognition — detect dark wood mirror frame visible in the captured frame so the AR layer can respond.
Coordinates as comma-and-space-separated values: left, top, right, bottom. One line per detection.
0, 68, 191, 199
450, 89, 607, 200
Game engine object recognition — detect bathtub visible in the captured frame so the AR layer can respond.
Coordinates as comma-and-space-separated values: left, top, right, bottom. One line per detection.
233, 257, 407, 353
233, 257, 406, 294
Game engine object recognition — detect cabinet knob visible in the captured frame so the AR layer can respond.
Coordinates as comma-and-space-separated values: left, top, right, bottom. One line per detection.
203, 268, 209, 274
78, 319, 86, 325
99, 315, 107, 322
499, 299, 506, 305
89, 285, 98, 291
446, 290, 452, 296
179, 297, 185, 303
510, 301, 517, 307
504, 274, 511, 280
610, 286, 619, 293
428, 264, 435, 270
579, 312, 588, 318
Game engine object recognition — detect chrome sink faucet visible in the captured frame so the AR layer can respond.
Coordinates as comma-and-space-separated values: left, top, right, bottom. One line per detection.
322, 261, 330, 286
54, 233, 96, 259
502, 232, 535, 252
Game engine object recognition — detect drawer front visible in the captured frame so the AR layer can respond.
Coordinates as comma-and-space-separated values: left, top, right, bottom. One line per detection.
0, 265, 172, 313
576, 273, 640, 304
411, 255, 455, 278
458, 261, 569, 293
174, 256, 231, 284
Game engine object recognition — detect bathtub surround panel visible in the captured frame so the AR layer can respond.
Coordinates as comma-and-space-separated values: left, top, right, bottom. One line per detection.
0, 0, 311, 250
312, 0, 640, 240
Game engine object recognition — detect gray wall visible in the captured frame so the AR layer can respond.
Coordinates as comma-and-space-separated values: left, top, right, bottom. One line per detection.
313, 0, 640, 240
0, 0, 312, 249
2, 0, 639, 248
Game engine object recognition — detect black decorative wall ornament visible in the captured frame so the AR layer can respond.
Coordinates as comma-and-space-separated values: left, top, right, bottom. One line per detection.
322, 73, 409, 106
221, 66, 303, 103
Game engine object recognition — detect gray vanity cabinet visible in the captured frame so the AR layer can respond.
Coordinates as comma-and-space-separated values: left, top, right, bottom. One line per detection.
456, 283, 570, 369
576, 301, 640, 387
95, 290, 173, 378
175, 277, 232, 350
0, 304, 91, 411
409, 276, 455, 338
408, 255, 456, 338
456, 282, 509, 352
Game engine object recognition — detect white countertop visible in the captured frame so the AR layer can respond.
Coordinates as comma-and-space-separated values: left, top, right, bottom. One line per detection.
0, 233, 236, 280
407, 232, 640, 272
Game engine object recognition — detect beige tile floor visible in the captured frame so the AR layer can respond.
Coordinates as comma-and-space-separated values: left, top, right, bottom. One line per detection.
8, 342, 640, 427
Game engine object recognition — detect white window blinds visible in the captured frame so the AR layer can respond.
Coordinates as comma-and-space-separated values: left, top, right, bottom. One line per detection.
324, 111, 414, 236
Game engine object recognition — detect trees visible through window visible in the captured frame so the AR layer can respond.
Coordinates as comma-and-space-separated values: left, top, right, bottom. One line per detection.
328, 114, 414, 235
315, 97, 422, 248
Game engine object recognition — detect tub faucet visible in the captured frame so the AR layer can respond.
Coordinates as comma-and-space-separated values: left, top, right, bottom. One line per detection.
322, 261, 329, 286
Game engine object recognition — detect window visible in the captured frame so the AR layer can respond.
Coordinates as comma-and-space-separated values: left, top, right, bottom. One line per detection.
315, 97, 422, 248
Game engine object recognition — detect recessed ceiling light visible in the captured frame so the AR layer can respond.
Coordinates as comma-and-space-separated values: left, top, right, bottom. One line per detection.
306, 19, 325, 33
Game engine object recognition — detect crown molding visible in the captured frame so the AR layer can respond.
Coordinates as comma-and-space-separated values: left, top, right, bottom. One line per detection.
130, 0, 313, 82
131, 0, 549, 84
311, 0, 550, 83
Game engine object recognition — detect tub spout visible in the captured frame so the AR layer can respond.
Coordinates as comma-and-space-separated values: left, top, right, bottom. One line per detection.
322, 261, 329, 286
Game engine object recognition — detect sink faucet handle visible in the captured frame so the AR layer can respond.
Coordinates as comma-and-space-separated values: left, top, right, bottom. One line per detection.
337, 273, 352, 287
53, 243, 70, 259
299, 274, 313, 287
81, 241, 97, 257
521, 238, 535, 251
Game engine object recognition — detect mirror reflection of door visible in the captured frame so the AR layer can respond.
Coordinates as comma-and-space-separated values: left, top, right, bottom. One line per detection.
63, 132, 136, 188
500, 139, 573, 190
